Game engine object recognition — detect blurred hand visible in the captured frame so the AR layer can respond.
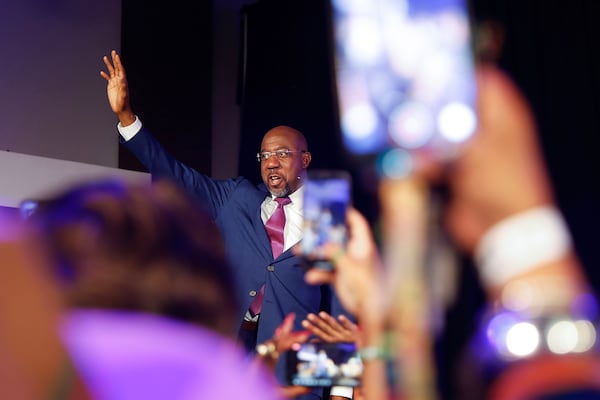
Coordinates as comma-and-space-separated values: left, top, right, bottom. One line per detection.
302, 311, 358, 344
434, 64, 590, 300
303, 208, 385, 328
253, 313, 312, 398
255, 313, 310, 370
443, 64, 555, 254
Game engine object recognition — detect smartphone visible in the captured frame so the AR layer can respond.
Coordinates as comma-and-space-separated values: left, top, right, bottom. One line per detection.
286, 342, 362, 387
301, 169, 352, 270
330, 0, 478, 162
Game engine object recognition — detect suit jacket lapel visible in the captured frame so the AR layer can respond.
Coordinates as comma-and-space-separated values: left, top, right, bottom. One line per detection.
252, 191, 274, 260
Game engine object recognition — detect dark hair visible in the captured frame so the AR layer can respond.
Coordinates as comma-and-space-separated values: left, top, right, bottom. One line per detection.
26, 178, 238, 337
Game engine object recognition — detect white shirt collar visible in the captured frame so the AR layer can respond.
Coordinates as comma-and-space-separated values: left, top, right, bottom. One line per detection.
269, 185, 303, 210
287, 185, 303, 209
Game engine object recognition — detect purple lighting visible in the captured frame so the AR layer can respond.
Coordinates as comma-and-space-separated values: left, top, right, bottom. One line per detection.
61, 310, 282, 400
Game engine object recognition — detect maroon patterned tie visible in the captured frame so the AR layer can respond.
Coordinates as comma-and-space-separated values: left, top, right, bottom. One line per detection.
250, 197, 291, 316
265, 197, 292, 258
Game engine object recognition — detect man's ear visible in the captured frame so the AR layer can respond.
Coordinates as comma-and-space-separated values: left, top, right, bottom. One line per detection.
302, 152, 312, 169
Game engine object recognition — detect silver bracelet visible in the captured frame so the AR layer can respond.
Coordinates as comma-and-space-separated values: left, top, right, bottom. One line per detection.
475, 206, 572, 288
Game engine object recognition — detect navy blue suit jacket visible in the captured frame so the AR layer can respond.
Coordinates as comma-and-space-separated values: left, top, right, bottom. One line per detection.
122, 127, 350, 391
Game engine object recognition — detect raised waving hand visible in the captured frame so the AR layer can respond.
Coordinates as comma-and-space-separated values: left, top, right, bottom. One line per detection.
100, 50, 135, 126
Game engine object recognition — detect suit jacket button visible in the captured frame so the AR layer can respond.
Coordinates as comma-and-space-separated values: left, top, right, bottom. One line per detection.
249, 290, 257, 297
267, 265, 275, 272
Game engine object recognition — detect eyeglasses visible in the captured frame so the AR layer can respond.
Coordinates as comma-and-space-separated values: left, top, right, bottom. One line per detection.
256, 150, 306, 162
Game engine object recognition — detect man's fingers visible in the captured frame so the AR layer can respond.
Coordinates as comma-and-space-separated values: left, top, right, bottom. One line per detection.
102, 55, 115, 76
112, 51, 127, 78
337, 314, 358, 332
307, 313, 337, 337
101, 50, 127, 80
301, 312, 357, 343
316, 312, 344, 337
318, 311, 339, 325
301, 319, 332, 341
275, 313, 296, 337
278, 330, 311, 352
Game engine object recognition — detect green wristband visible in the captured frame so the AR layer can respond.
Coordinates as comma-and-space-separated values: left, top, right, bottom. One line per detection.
358, 345, 388, 361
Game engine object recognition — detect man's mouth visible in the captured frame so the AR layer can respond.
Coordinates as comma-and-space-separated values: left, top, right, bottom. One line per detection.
269, 175, 282, 185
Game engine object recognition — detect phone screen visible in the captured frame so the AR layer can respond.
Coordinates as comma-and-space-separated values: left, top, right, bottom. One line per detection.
287, 342, 362, 387
330, 0, 478, 161
301, 170, 351, 270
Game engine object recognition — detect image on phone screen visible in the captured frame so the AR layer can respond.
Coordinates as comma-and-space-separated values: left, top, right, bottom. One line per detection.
301, 170, 351, 269
287, 342, 363, 387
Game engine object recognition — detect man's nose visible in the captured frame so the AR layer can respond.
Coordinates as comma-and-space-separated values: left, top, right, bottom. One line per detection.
265, 155, 281, 167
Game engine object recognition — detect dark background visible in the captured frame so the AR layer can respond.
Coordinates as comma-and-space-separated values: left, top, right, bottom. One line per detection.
119, 0, 600, 398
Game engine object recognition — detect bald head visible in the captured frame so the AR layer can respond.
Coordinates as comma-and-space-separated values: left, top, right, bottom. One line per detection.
261, 125, 308, 151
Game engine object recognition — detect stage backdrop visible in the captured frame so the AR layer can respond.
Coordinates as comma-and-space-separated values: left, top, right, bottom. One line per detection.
0, 0, 122, 167
0, 1, 153, 208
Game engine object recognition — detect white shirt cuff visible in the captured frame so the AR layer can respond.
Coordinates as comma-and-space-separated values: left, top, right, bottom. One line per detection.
117, 115, 142, 141
330, 386, 353, 398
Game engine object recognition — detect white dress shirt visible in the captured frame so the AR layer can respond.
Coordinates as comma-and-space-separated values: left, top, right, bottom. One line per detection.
260, 187, 303, 253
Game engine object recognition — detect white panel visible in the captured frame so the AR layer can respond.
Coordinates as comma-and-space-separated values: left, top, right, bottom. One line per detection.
0, 150, 149, 208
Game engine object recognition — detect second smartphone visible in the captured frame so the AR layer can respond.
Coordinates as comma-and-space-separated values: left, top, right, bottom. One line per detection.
301, 169, 352, 270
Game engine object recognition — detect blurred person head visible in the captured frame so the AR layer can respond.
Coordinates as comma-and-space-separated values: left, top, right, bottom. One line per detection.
16, 178, 283, 400
24, 178, 239, 337
1, 210, 83, 399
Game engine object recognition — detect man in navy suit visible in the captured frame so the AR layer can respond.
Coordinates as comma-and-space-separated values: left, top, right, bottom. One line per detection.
101, 50, 352, 399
